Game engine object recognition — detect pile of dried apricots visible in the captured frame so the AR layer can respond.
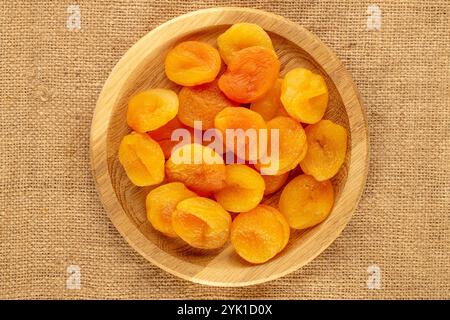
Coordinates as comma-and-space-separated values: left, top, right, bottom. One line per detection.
118, 23, 348, 264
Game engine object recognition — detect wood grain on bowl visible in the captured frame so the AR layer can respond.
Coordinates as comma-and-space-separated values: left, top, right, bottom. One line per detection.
90, 7, 369, 286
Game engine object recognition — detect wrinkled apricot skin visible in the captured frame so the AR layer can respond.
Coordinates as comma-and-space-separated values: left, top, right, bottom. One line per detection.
165, 41, 221, 86
178, 80, 238, 129
146, 182, 196, 237
300, 120, 347, 181
165, 143, 226, 196
231, 205, 289, 264
217, 23, 274, 65
118, 132, 165, 186
214, 107, 267, 161
281, 68, 329, 124
256, 116, 308, 175
250, 79, 289, 121
127, 89, 178, 133
218, 46, 280, 103
172, 197, 231, 249
279, 175, 334, 229
214, 164, 265, 213
262, 172, 289, 195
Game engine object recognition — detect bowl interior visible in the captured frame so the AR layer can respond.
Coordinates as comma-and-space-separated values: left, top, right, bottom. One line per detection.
104, 24, 351, 284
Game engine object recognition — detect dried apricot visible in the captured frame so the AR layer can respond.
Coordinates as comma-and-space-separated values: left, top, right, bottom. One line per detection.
231, 205, 289, 264
178, 80, 238, 129
118, 131, 165, 186
148, 117, 192, 159
165, 41, 221, 86
250, 79, 289, 121
279, 174, 334, 229
148, 117, 185, 141
217, 23, 274, 65
214, 164, 265, 213
218, 46, 280, 103
156, 139, 180, 159
165, 143, 226, 196
214, 107, 267, 161
127, 89, 178, 132
262, 172, 289, 195
299, 120, 347, 181
281, 68, 328, 124
146, 182, 196, 237
266, 205, 290, 250
256, 116, 307, 175
172, 197, 231, 249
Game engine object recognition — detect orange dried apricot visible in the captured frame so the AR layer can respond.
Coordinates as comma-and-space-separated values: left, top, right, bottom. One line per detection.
118, 131, 165, 186
214, 164, 265, 213
218, 46, 280, 103
157, 139, 181, 160
148, 117, 185, 141
266, 205, 290, 250
281, 68, 328, 124
172, 197, 231, 249
300, 120, 347, 181
178, 80, 238, 129
262, 172, 289, 195
250, 79, 289, 121
148, 117, 192, 159
231, 205, 289, 264
127, 89, 178, 132
214, 107, 267, 161
165, 143, 226, 196
146, 182, 196, 237
256, 116, 307, 175
165, 41, 221, 86
217, 23, 274, 65
279, 174, 334, 229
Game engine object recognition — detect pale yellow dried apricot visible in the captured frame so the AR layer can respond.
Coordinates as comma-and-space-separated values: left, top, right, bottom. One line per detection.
172, 197, 231, 249
279, 174, 334, 229
127, 89, 178, 132
299, 120, 347, 181
118, 131, 165, 186
281, 68, 328, 124
217, 23, 274, 65
146, 182, 196, 237
214, 164, 265, 213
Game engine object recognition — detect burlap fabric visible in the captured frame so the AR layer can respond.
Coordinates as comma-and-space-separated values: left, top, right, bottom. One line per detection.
0, 0, 448, 299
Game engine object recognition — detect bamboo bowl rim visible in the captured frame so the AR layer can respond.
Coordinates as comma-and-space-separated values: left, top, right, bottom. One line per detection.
90, 7, 369, 287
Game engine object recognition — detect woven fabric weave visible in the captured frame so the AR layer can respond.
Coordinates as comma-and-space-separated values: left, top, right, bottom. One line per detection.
0, 0, 448, 299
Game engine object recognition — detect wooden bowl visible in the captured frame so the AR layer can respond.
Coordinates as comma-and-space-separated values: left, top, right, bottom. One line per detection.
90, 7, 369, 286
